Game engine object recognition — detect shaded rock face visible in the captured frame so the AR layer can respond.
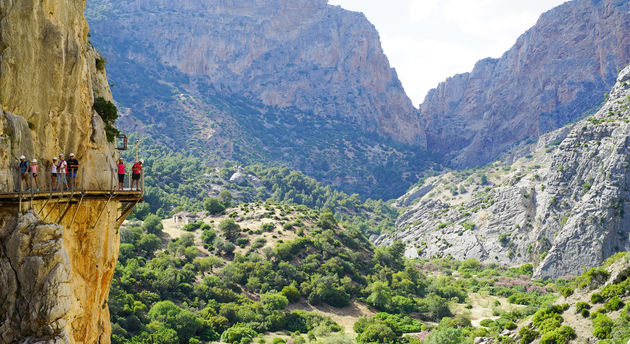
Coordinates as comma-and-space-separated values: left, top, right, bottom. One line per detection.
378, 65, 630, 279
0, 0, 120, 343
421, 0, 630, 168
87, 0, 425, 146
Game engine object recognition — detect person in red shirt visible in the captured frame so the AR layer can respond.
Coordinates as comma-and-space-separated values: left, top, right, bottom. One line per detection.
131, 159, 143, 190
117, 158, 126, 190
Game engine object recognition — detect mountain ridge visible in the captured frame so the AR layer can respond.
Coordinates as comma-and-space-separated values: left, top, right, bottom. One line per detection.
420, 0, 630, 168
377, 64, 630, 279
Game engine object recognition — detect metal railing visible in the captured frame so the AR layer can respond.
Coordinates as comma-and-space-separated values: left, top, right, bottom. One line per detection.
7, 163, 144, 213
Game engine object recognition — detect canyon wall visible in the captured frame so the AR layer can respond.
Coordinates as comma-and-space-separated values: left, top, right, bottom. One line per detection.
0, 0, 121, 342
420, 0, 630, 168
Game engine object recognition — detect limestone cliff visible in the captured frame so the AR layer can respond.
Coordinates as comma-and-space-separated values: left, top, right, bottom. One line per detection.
88, 0, 424, 146
0, 0, 121, 342
376, 65, 630, 279
84, 0, 433, 199
420, 0, 630, 168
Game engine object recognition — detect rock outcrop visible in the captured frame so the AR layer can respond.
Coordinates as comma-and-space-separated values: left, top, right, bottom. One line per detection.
377, 65, 630, 279
420, 0, 630, 168
0, 0, 122, 343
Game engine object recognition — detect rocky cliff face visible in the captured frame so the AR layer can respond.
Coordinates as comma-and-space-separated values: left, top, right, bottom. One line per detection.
0, 0, 120, 342
88, 0, 424, 146
85, 0, 434, 199
377, 65, 630, 279
421, 0, 630, 168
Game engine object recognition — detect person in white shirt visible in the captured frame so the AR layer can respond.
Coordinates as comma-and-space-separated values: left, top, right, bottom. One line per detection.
57, 153, 68, 191
50, 156, 58, 191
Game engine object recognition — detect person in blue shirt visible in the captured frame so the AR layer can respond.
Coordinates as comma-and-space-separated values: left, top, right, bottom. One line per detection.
15, 155, 30, 191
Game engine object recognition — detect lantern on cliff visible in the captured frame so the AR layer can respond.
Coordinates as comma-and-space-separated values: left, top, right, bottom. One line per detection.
116, 134, 128, 151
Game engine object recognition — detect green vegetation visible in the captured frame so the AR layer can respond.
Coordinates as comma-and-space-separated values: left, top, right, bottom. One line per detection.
95, 56, 107, 71
93, 96, 119, 142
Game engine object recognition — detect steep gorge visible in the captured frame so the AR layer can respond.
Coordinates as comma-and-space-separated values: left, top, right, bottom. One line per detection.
0, 0, 123, 342
421, 0, 630, 168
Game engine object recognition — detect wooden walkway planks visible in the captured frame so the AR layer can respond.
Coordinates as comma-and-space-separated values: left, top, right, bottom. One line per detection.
0, 190, 143, 202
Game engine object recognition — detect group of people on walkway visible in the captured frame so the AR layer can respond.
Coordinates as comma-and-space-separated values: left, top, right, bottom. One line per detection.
14, 154, 144, 192
117, 157, 144, 191
15, 153, 79, 192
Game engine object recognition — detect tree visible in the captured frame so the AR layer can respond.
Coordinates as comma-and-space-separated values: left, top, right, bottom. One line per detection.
203, 197, 225, 215
201, 229, 217, 245
424, 327, 462, 344
318, 210, 337, 229
356, 323, 397, 344
137, 234, 162, 256
366, 281, 392, 310
261, 292, 289, 311
143, 214, 163, 234
218, 190, 233, 206
218, 219, 240, 242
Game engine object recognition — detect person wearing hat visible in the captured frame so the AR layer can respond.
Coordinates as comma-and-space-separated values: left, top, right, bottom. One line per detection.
31, 159, 40, 192
57, 153, 68, 191
14, 155, 30, 191
67, 153, 79, 190
50, 156, 58, 191
131, 159, 144, 190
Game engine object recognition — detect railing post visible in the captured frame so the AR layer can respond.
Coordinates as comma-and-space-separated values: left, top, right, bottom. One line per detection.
29, 172, 33, 210
18, 167, 22, 214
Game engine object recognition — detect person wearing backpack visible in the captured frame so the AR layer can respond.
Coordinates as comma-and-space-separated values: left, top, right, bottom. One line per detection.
14, 155, 30, 191
131, 159, 143, 190
57, 153, 68, 191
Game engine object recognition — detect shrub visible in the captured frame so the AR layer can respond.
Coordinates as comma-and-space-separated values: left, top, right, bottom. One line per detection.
204, 197, 225, 215
182, 221, 203, 232
518, 327, 539, 343
251, 237, 267, 250
591, 293, 604, 304
218, 219, 240, 242
95, 56, 106, 71
281, 285, 301, 303
261, 223, 275, 232
201, 229, 217, 245
603, 296, 624, 312
221, 324, 257, 343
236, 237, 250, 248
479, 319, 494, 328
592, 314, 613, 339
560, 287, 573, 298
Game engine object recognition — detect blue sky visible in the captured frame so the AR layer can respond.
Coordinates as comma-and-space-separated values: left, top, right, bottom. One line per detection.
328, 0, 567, 105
